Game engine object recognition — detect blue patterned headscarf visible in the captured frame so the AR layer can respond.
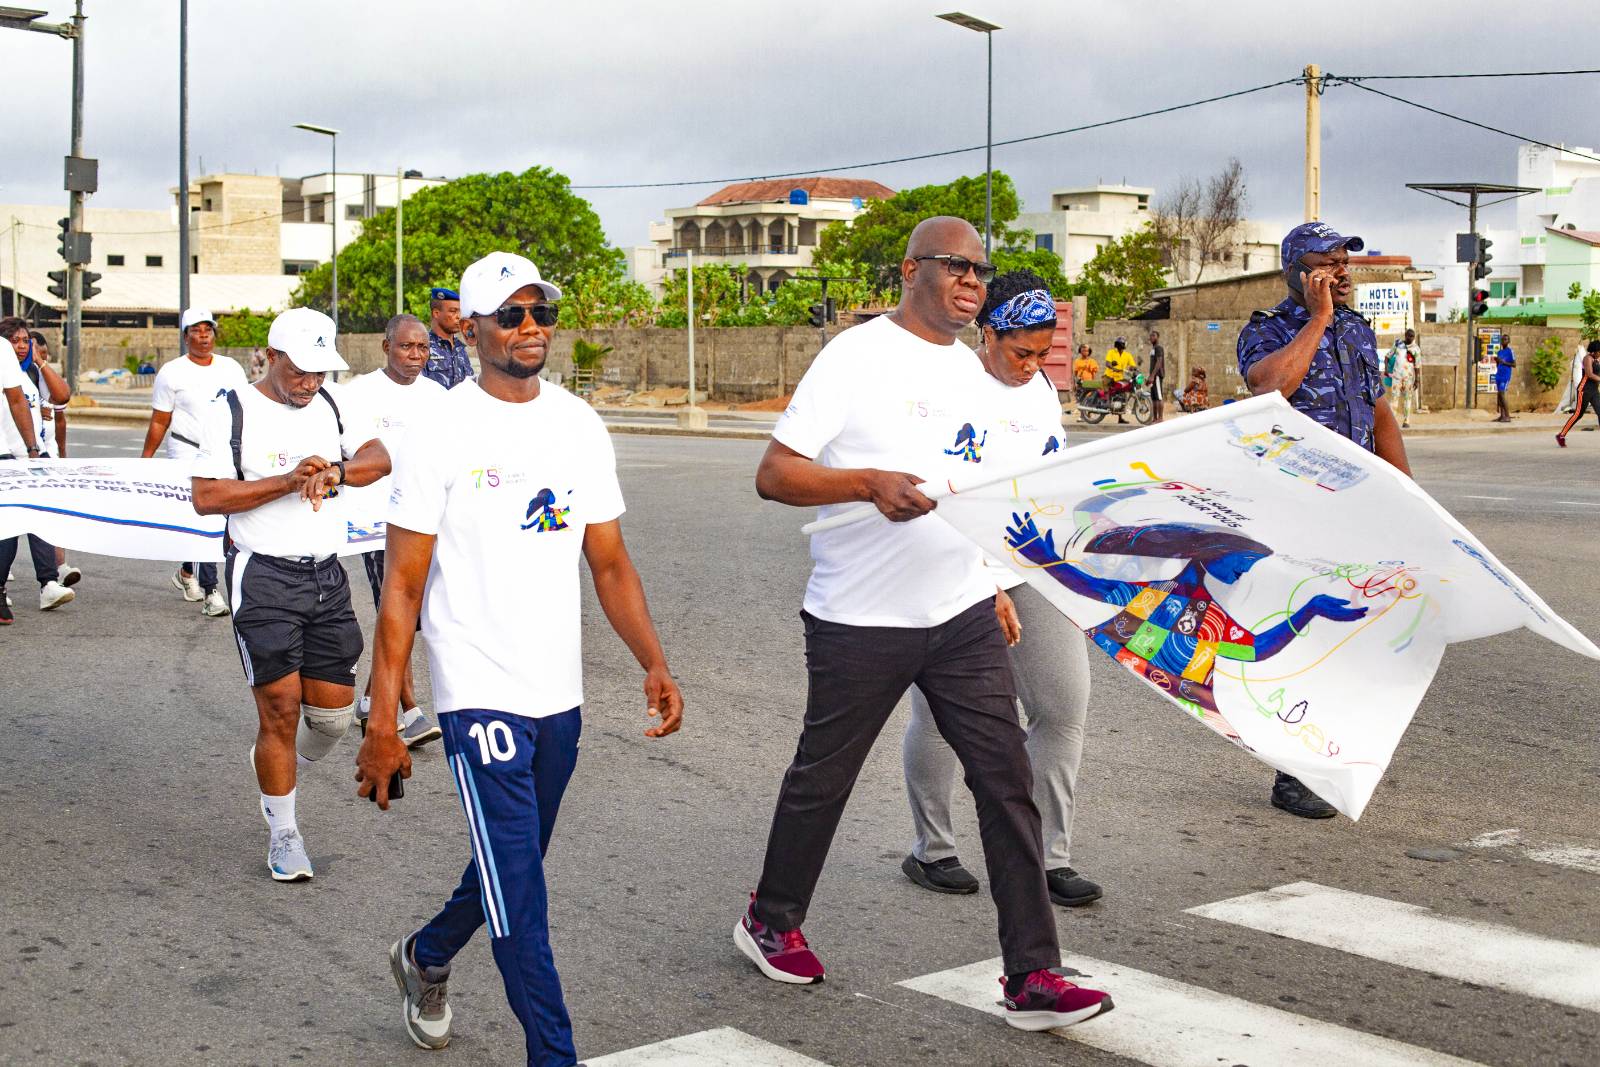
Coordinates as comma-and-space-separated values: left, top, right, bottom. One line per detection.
986, 288, 1057, 333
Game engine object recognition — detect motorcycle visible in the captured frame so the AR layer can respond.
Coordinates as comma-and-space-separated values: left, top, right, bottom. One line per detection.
1075, 373, 1154, 425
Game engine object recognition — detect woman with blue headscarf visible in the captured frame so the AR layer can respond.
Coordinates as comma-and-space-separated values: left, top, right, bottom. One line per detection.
899, 271, 1105, 909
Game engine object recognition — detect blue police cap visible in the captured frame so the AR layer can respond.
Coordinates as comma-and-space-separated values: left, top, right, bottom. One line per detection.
1280, 222, 1364, 271
430, 287, 459, 302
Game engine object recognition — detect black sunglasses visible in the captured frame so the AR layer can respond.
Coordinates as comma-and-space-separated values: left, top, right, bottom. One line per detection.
486, 302, 559, 330
914, 254, 997, 285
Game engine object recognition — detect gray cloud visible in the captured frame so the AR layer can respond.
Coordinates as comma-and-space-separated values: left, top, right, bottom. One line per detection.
3, 0, 1594, 288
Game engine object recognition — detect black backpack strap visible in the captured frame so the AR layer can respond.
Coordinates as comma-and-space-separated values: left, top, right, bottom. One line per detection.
226, 390, 244, 481
318, 387, 345, 447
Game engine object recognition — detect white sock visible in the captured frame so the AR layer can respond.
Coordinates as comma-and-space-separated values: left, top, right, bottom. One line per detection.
358, 694, 371, 718
260, 789, 298, 836
400, 705, 422, 728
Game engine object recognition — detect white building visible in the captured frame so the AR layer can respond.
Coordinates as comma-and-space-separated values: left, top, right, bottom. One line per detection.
1019, 184, 1280, 284
1, 170, 446, 327
1473, 144, 1600, 307
632, 177, 894, 296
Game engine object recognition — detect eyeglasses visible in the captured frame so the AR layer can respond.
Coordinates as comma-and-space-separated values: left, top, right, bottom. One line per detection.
487, 303, 559, 330
914, 254, 997, 285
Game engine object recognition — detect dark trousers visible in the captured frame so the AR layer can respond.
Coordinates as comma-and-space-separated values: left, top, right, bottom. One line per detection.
0, 534, 56, 587
413, 707, 582, 1067
182, 561, 218, 593
754, 598, 1060, 977
1560, 382, 1600, 437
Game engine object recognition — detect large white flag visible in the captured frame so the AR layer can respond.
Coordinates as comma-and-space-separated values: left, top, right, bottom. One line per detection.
0, 458, 388, 562
822, 393, 1598, 819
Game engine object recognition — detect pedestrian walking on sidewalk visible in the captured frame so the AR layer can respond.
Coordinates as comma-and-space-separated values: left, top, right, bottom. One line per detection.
1557, 341, 1600, 447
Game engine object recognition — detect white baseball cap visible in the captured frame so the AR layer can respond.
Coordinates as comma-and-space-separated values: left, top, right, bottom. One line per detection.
458, 251, 563, 318
180, 307, 215, 331
266, 307, 347, 373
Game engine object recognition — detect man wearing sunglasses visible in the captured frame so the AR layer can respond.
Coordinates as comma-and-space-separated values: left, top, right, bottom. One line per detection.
359, 251, 683, 1064
1237, 221, 1411, 821
737, 216, 1113, 1033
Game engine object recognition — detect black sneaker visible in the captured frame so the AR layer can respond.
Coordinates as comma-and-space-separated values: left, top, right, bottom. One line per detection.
901, 854, 979, 895
1271, 772, 1337, 819
1045, 867, 1103, 907
0, 595, 11, 624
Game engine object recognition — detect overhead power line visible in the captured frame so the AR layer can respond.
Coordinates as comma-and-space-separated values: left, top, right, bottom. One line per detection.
1328, 77, 1600, 166
569, 78, 1302, 190
1333, 68, 1600, 81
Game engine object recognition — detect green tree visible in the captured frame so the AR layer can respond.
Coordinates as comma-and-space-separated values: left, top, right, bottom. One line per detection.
293, 167, 622, 333
766, 258, 884, 326
1531, 336, 1566, 390
1065, 224, 1169, 326
816, 172, 1045, 291
656, 262, 760, 327
1569, 282, 1600, 342
563, 267, 655, 329
214, 308, 273, 347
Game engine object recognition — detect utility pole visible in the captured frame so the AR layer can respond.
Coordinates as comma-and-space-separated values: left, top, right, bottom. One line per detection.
178, 0, 190, 317
395, 165, 403, 315
1303, 63, 1321, 222
65, 0, 86, 384
677, 250, 707, 429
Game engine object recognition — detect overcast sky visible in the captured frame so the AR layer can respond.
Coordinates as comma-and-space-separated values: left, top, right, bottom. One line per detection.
3, 1, 1596, 300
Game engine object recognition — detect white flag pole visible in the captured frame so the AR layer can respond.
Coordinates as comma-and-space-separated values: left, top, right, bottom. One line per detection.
799, 395, 1286, 536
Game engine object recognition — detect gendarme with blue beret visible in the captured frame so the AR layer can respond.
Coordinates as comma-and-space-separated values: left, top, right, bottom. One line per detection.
1237, 221, 1385, 452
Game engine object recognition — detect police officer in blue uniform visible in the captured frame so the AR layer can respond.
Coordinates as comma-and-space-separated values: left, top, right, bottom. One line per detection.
1237, 221, 1412, 819
424, 286, 474, 389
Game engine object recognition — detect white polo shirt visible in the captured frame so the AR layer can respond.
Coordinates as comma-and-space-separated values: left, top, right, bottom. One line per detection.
338, 368, 446, 535
386, 380, 624, 719
0, 354, 35, 457
152, 354, 249, 458
191, 383, 368, 558
774, 314, 995, 628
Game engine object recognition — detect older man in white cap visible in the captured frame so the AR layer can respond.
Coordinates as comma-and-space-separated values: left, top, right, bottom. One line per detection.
358, 252, 682, 1062
142, 307, 248, 616
190, 306, 391, 882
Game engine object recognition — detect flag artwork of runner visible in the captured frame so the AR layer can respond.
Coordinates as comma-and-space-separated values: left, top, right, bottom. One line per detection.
931, 393, 1599, 819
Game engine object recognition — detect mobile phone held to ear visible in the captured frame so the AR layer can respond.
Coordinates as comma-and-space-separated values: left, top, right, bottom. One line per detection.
1286, 266, 1306, 295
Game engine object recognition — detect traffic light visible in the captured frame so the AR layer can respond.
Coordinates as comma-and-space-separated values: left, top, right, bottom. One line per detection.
1473, 236, 1493, 280
47, 270, 68, 300
808, 302, 826, 328
1470, 288, 1489, 317
56, 217, 70, 259
824, 296, 837, 324
82, 270, 102, 301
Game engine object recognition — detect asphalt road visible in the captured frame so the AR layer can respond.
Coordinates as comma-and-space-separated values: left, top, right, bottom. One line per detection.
3, 422, 1598, 1067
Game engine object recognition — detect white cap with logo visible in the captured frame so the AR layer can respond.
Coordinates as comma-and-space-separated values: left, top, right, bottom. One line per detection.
180, 307, 216, 332
266, 307, 347, 373
458, 251, 563, 318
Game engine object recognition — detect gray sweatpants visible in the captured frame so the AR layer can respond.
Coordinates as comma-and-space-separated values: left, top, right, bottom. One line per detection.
904, 582, 1091, 869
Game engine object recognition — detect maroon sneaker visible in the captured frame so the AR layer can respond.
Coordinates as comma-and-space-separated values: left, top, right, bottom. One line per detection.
1000, 968, 1113, 1031
733, 894, 824, 985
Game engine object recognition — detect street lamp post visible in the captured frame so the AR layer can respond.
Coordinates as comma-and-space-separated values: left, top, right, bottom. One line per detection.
937, 11, 1001, 258
294, 122, 340, 330
178, 0, 189, 316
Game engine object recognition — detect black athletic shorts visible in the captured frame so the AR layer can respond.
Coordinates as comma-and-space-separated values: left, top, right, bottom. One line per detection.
361, 549, 421, 631
225, 549, 363, 688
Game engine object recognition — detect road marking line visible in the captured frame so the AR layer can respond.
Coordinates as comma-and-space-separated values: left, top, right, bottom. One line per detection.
1461, 828, 1600, 874
898, 955, 1485, 1066
1186, 881, 1600, 1013
586, 1027, 835, 1066
1555, 500, 1600, 506
1461, 495, 1513, 500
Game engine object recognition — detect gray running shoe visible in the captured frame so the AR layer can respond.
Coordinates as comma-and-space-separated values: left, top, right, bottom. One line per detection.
400, 707, 443, 749
390, 934, 452, 1049
172, 568, 203, 602
201, 589, 229, 617
267, 829, 313, 882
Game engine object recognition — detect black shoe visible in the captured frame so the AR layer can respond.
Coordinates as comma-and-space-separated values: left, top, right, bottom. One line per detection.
1270, 772, 1337, 819
901, 854, 979, 895
1045, 867, 1103, 908
0, 596, 11, 625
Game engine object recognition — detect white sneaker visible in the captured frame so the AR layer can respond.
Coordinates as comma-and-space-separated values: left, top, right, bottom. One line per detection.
201, 589, 229, 617
56, 563, 81, 587
172, 568, 203, 602
39, 580, 74, 611
267, 829, 313, 882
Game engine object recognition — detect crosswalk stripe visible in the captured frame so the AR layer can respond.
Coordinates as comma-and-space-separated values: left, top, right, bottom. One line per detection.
1186, 881, 1600, 1013
585, 1026, 835, 1066
1464, 827, 1600, 875
898, 955, 1485, 1067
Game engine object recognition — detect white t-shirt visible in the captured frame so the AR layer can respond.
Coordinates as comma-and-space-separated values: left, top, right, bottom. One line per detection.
1, 360, 52, 458
338, 369, 446, 534
386, 380, 624, 719
152, 354, 249, 458
966, 370, 1067, 591
192, 383, 369, 558
774, 314, 996, 627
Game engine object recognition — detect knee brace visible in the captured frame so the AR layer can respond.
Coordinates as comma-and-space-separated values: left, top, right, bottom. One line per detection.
296, 702, 354, 762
